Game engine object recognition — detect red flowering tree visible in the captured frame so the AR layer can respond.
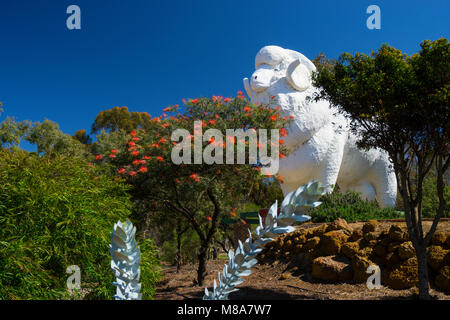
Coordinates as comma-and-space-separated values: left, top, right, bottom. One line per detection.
97, 93, 289, 285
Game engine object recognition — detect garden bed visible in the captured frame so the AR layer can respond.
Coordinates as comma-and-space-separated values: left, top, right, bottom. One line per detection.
154, 220, 450, 300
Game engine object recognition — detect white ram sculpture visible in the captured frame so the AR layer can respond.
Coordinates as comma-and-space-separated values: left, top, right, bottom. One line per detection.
243, 45, 397, 208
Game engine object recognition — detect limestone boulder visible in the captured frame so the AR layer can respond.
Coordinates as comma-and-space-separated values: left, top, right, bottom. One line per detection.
350, 229, 363, 242
432, 231, 449, 246
342, 241, 360, 259
387, 242, 402, 253
327, 218, 353, 235
305, 236, 321, 250
312, 224, 328, 237
321, 230, 350, 255
435, 266, 450, 294
294, 234, 307, 245
379, 237, 391, 247
398, 241, 415, 260
305, 248, 322, 264
364, 231, 382, 242
383, 251, 401, 267
428, 245, 450, 272
352, 254, 375, 283
359, 246, 374, 259
362, 220, 378, 234
388, 224, 408, 242
373, 244, 387, 257
312, 255, 353, 282
383, 257, 418, 289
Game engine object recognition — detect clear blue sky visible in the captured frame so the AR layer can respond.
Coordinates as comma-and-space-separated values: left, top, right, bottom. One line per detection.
0, 0, 448, 147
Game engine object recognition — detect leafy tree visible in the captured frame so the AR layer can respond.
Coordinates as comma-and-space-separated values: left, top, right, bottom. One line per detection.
313, 38, 449, 299
96, 94, 289, 285
0, 117, 30, 149
91, 106, 153, 134
24, 119, 86, 158
422, 168, 450, 218
248, 176, 284, 209
73, 129, 92, 145
89, 129, 130, 158
0, 107, 31, 149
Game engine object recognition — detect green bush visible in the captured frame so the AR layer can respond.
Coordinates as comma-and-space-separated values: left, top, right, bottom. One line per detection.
160, 228, 200, 265
0, 150, 160, 299
308, 190, 403, 223
421, 176, 450, 218
138, 239, 161, 300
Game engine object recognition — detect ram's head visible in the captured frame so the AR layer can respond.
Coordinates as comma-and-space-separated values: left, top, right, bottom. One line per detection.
243, 45, 317, 104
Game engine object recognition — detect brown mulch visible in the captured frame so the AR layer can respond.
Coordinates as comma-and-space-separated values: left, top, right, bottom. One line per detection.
154, 220, 450, 300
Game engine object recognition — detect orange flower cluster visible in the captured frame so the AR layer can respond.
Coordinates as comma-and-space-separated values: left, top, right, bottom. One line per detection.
189, 173, 201, 183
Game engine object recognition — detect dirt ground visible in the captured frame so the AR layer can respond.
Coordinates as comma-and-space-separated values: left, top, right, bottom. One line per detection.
154, 220, 450, 300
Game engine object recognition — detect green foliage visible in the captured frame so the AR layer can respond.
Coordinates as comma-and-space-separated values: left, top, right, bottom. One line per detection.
91, 106, 153, 134
309, 190, 403, 223
73, 129, 92, 145
422, 175, 450, 218
313, 38, 449, 153
24, 119, 87, 158
90, 129, 130, 159
0, 108, 31, 149
137, 239, 162, 299
0, 150, 160, 299
160, 229, 200, 265
313, 38, 449, 250
249, 178, 284, 209
0, 117, 31, 148
95, 94, 290, 285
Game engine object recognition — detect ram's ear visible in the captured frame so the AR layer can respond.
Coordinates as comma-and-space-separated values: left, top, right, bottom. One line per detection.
286, 59, 311, 92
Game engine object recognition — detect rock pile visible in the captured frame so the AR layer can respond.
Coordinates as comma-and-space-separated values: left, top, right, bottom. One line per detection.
258, 218, 450, 293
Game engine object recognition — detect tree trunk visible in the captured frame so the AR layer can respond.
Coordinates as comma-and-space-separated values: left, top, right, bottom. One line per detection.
397, 168, 431, 300
212, 246, 218, 260
176, 230, 182, 273
416, 243, 431, 300
197, 242, 209, 286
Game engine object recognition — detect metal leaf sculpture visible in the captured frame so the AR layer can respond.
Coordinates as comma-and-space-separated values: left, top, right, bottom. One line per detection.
203, 180, 325, 300
110, 219, 142, 300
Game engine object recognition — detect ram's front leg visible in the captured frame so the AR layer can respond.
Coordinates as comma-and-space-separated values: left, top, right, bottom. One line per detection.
314, 132, 347, 194
279, 128, 346, 196
278, 143, 324, 196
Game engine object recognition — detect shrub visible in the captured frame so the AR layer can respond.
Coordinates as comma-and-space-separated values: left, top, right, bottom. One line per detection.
0, 150, 160, 299
160, 228, 200, 265
308, 190, 403, 223
422, 176, 450, 218
139, 239, 162, 299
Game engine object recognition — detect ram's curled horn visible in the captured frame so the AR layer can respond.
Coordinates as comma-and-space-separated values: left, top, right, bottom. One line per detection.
243, 77, 252, 98
286, 58, 311, 92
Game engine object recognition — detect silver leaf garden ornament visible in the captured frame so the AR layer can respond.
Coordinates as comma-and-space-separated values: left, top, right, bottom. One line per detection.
110, 219, 142, 300
203, 180, 325, 300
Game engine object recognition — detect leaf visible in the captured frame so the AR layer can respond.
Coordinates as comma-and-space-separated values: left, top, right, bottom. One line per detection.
276, 216, 296, 227
111, 234, 127, 249
234, 253, 245, 266
294, 215, 311, 223
112, 250, 130, 262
